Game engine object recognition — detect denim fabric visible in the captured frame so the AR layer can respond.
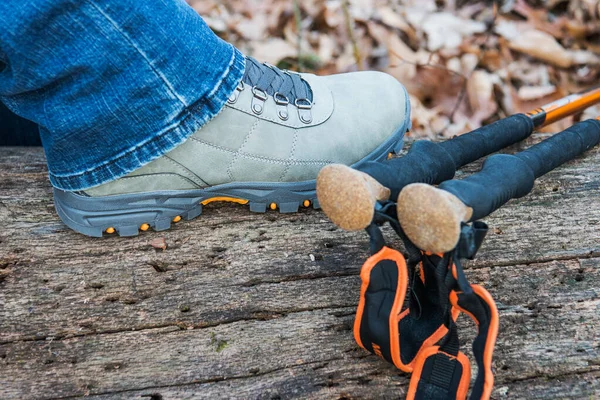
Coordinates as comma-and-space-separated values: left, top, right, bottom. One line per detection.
0, 0, 245, 190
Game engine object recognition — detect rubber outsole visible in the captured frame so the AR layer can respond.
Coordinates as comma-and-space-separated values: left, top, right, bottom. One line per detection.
54, 118, 410, 237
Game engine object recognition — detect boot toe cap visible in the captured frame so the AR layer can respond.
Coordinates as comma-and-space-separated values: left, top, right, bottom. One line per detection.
293, 71, 410, 167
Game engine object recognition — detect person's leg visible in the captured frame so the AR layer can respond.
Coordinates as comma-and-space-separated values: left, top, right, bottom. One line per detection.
0, 0, 244, 189
0, 102, 40, 146
0, 0, 411, 237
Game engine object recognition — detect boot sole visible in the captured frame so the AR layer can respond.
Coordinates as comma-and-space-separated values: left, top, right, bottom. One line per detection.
54, 119, 410, 237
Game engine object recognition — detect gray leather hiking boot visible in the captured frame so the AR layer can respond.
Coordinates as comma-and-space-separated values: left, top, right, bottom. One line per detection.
54, 57, 411, 237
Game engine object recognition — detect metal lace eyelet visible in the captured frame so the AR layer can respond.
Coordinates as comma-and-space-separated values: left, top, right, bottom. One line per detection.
274, 92, 289, 105
251, 86, 268, 115
295, 98, 312, 109
227, 81, 245, 104
274, 92, 290, 121
251, 86, 267, 101
295, 98, 313, 124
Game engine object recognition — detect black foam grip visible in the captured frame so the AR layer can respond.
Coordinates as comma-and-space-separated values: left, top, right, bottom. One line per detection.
440, 114, 534, 167
439, 154, 535, 221
360, 141, 457, 199
440, 119, 600, 221
358, 114, 534, 198
517, 118, 600, 178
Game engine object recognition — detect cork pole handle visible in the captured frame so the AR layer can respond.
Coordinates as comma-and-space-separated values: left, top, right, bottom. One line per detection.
396, 184, 473, 254
317, 164, 391, 231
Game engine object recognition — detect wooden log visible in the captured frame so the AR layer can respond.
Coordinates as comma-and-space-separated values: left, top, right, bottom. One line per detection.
0, 140, 599, 399
82, 370, 600, 400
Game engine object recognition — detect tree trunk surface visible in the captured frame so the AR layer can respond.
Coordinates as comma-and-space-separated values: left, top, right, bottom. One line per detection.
1, 138, 599, 399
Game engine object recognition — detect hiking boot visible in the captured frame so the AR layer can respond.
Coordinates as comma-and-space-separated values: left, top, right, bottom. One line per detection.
54, 57, 411, 237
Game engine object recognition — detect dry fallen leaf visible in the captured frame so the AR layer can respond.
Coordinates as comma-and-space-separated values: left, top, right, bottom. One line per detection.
185, 0, 600, 138
517, 85, 557, 101
508, 29, 600, 69
249, 38, 298, 66
467, 69, 498, 127
376, 6, 412, 32
406, 11, 487, 51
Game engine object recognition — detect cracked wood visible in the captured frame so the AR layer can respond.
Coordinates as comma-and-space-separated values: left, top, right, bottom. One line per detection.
0, 138, 599, 399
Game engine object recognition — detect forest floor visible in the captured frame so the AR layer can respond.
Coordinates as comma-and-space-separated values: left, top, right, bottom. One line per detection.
190, 0, 600, 137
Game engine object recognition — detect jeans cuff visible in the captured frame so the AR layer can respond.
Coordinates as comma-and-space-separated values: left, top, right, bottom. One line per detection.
49, 45, 246, 191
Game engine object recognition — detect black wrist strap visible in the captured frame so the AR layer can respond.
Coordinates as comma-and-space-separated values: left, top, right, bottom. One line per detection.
355, 218, 498, 399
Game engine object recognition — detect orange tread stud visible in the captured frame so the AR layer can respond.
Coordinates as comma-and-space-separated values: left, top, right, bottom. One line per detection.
270, 203, 277, 210
105, 227, 115, 234
140, 223, 150, 231
303, 200, 311, 207
201, 197, 249, 206
173, 216, 182, 223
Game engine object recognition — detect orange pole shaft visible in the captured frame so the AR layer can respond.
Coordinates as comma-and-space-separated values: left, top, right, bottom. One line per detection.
527, 86, 600, 127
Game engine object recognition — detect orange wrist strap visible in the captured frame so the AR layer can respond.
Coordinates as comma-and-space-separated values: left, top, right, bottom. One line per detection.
355, 218, 498, 399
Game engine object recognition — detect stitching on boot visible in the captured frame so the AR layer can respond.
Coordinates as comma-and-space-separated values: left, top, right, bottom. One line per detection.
163, 155, 208, 187
191, 137, 333, 165
227, 119, 260, 180
279, 129, 298, 182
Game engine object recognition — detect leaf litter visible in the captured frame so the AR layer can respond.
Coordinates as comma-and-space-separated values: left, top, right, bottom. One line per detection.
188, 0, 600, 137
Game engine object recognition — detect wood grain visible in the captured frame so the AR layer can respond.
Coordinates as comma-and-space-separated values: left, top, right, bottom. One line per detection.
0, 140, 599, 399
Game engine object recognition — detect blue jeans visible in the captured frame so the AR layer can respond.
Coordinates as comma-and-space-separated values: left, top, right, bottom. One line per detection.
0, 0, 245, 190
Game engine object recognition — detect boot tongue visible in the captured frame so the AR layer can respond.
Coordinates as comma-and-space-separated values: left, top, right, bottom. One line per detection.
242, 57, 313, 104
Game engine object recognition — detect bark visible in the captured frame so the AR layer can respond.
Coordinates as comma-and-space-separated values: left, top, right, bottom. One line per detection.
0, 140, 598, 399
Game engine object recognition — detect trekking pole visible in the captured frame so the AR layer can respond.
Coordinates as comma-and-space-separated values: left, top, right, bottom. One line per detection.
317, 86, 600, 231
397, 117, 600, 253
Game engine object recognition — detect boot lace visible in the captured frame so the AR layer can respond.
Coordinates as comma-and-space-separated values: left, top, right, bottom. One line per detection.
241, 57, 313, 104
